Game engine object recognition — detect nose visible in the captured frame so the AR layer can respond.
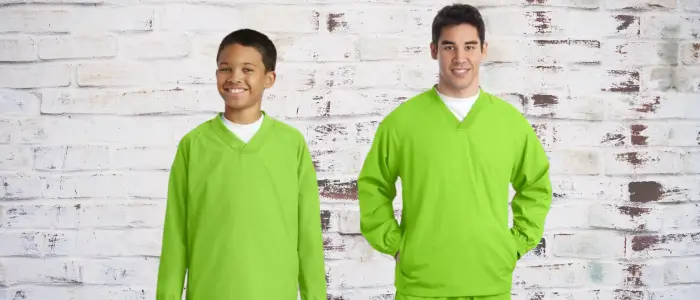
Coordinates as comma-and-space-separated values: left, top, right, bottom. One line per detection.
453, 48, 468, 63
227, 69, 243, 83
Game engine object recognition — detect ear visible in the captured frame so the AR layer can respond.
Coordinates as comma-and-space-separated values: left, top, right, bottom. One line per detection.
264, 71, 276, 89
481, 41, 489, 59
430, 43, 438, 60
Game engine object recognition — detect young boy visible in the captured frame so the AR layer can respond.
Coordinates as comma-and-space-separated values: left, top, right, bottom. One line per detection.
156, 29, 327, 300
358, 4, 552, 300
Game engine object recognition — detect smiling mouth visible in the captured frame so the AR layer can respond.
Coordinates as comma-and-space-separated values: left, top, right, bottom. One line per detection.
452, 68, 471, 74
224, 88, 246, 94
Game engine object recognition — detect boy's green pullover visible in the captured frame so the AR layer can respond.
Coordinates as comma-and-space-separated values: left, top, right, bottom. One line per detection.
156, 112, 327, 300
358, 87, 552, 297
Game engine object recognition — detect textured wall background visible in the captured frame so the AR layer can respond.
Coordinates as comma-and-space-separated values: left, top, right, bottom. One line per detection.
1, 0, 699, 299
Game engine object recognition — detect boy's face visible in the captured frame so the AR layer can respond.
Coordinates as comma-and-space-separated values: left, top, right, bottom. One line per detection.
430, 23, 487, 96
216, 43, 275, 111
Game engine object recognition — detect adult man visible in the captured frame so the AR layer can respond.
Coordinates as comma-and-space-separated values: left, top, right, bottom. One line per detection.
357, 4, 553, 300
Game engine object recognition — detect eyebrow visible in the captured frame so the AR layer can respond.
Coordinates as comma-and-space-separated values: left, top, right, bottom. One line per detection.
218, 62, 258, 67
441, 40, 479, 45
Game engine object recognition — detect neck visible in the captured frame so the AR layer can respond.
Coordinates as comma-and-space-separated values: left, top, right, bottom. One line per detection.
436, 80, 480, 98
223, 106, 262, 125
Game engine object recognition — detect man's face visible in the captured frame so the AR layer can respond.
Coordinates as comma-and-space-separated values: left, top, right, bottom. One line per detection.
215, 43, 275, 111
430, 23, 487, 96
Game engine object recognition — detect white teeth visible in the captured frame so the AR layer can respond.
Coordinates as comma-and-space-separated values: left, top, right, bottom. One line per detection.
226, 88, 245, 94
453, 69, 468, 74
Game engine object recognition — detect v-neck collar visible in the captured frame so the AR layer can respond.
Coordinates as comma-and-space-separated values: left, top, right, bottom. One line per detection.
211, 111, 274, 153
428, 85, 491, 131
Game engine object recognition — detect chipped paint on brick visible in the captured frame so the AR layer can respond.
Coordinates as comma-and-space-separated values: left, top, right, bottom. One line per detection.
630, 124, 648, 145
318, 179, 357, 200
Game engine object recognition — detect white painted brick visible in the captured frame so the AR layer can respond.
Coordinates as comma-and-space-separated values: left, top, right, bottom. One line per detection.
643, 67, 700, 93
264, 61, 318, 91
0, 36, 37, 62
0, 64, 72, 88
47, 229, 162, 257
1, 115, 211, 146
619, 175, 700, 203
544, 204, 591, 230
243, 6, 320, 33
567, 12, 641, 37
156, 5, 242, 31
0, 7, 153, 33
40, 88, 220, 115
512, 262, 588, 288
547, 149, 603, 175
686, 151, 700, 174
587, 261, 665, 287
0, 9, 73, 33
568, 67, 641, 94
326, 258, 395, 288
526, 0, 602, 8
0, 146, 32, 171
551, 231, 626, 258
483, 9, 567, 36
310, 148, 361, 175
323, 8, 419, 34
661, 203, 700, 230
119, 33, 191, 59
0, 174, 43, 199
0, 286, 153, 300
630, 232, 700, 258
589, 203, 664, 231
33, 146, 110, 171
605, 93, 700, 120
42, 171, 168, 199
680, 42, 700, 65
527, 93, 607, 120
552, 122, 628, 148
683, 0, 700, 11
337, 208, 360, 234
112, 146, 175, 170
1, 258, 80, 285
317, 61, 402, 89
39, 35, 117, 60
276, 34, 358, 62
357, 34, 427, 61
601, 40, 679, 66
76, 60, 213, 87
641, 14, 700, 39
604, 149, 684, 175
481, 65, 568, 93
0, 89, 41, 116
81, 257, 159, 285
604, 0, 677, 10
488, 39, 601, 64
650, 285, 700, 300
0, 231, 43, 256
1, 202, 166, 229
664, 258, 700, 284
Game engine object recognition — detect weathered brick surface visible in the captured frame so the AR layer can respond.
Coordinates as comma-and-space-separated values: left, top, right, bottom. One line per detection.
0, 1, 698, 299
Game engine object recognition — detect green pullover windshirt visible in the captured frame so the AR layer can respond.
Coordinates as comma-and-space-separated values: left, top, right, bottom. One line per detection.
358, 87, 552, 297
156, 112, 327, 300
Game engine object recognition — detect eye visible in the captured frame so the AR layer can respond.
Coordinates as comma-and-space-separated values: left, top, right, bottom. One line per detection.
219, 67, 231, 72
243, 68, 253, 72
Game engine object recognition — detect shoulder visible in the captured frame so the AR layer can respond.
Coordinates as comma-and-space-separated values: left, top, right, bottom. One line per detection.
380, 88, 435, 129
177, 116, 215, 149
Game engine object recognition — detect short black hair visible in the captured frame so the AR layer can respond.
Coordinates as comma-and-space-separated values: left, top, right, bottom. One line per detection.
216, 28, 277, 72
431, 4, 486, 49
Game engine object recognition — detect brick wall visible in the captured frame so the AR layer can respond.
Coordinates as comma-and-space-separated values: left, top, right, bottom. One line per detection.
1, 0, 699, 299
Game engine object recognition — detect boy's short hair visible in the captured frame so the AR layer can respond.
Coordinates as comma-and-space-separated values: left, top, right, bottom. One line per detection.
216, 28, 277, 72
431, 4, 486, 49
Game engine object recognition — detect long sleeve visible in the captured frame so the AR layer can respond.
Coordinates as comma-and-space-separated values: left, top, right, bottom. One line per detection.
297, 142, 327, 300
357, 121, 402, 256
156, 140, 189, 300
510, 123, 552, 259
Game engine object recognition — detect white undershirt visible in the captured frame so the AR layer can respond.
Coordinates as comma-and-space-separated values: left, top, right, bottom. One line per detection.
437, 89, 480, 121
221, 113, 263, 143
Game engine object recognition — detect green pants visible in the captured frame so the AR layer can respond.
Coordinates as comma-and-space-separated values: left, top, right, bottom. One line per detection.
395, 292, 511, 300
